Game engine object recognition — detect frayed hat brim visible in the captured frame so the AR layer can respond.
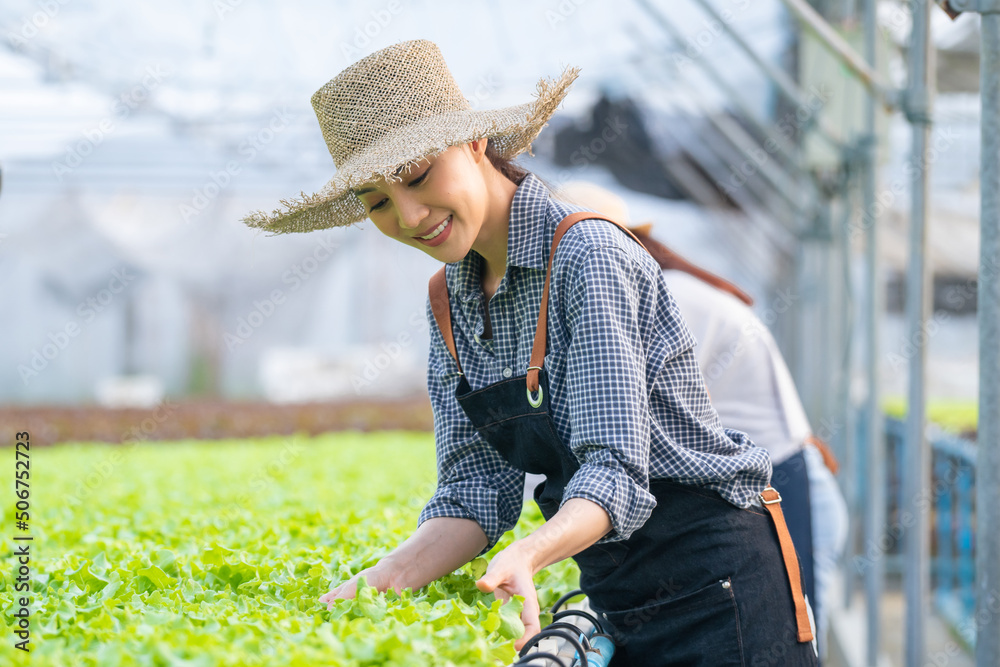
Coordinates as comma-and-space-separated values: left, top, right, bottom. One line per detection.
242, 65, 580, 235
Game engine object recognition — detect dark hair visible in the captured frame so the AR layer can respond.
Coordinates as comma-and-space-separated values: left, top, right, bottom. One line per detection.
628, 226, 755, 306
485, 139, 529, 185
484, 138, 561, 196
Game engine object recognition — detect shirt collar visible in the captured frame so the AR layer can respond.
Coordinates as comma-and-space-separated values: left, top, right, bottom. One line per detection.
506, 172, 551, 272
449, 172, 553, 302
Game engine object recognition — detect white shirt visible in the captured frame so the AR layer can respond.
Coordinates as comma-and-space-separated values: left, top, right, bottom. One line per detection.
661, 271, 811, 466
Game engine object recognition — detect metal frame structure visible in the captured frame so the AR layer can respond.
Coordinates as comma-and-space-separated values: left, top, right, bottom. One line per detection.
636, 0, 997, 664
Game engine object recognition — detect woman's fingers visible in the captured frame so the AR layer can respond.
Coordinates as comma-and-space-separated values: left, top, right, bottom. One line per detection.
319, 587, 341, 603
318, 588, 339, 605
481, 569, 541, 650
476, 545, 542, 648
514, 586, 542, 651
475, 570, 498, 594
477, 568, 515, 604
319, 577, 358, 607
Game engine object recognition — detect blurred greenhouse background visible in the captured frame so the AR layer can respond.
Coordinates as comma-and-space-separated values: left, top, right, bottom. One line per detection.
0, 1, 994, 666
0, 0, 979, 408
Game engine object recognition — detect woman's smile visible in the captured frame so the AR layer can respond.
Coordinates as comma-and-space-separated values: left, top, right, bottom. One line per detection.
357, 142, 512, 267
414, 215, 453, 247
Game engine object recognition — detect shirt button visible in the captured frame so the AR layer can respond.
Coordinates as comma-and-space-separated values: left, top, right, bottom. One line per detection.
502, 367, 513, 378
722, 580, 731, 590
474, 334, 481, 343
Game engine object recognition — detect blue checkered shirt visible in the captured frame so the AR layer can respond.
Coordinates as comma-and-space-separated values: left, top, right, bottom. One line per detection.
418, 173, 772, 556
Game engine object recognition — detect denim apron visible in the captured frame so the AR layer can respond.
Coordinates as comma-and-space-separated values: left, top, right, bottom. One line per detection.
429, 212, 818, 666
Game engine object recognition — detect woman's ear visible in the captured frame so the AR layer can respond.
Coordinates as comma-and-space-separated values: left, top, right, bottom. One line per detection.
468, 139, 488, 163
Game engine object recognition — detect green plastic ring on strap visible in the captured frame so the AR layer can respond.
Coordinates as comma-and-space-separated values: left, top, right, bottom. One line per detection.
526, 384, 544, 408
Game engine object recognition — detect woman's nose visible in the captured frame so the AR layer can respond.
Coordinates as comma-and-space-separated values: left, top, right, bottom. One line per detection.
395, 194, 430, 231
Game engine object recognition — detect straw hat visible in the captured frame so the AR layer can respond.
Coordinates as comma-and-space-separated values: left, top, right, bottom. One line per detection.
241, 39, 580, 234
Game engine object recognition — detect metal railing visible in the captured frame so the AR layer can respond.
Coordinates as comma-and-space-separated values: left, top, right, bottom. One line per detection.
882, 417, 978, 647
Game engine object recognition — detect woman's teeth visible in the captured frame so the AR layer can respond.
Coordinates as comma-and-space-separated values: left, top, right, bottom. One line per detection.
419, 216, 450, 240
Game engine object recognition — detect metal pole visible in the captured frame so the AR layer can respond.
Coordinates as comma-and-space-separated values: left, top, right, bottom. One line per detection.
632, 0, 801, 163
860, 0, 885, 664
902, 2, 933, 665
976, 11, 1000, 666
688, 0, 845, 151
777, 0, 895, 111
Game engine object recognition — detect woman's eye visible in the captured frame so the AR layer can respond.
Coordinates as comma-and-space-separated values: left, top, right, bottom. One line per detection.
409, 169, 430, 186
366, 167, 428, 213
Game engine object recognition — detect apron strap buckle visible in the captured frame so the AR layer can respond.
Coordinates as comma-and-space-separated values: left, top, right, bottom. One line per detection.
758, 486, 815, 644
759, 488, 783, 505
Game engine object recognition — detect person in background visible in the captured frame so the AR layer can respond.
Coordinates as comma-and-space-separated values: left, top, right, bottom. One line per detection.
246, 39, 819, 664
558, 181, 849, 659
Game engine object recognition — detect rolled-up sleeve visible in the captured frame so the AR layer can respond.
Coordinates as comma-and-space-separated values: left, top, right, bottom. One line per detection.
559, 244, 664, 543
417, 296, 525, 556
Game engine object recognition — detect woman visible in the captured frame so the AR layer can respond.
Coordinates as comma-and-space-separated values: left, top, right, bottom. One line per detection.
243, 39, 817, 666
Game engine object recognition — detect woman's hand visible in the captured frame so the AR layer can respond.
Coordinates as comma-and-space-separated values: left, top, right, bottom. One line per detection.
475, 499, 613, 651
317, 517, 490, 612
475, 541, 541, 652
318, 561, 400, 610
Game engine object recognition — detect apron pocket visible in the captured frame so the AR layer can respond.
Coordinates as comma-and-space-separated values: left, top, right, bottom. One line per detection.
597, 577, 745, 667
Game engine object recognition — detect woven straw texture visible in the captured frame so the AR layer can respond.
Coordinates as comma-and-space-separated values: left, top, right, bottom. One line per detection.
241, 39, 580, 234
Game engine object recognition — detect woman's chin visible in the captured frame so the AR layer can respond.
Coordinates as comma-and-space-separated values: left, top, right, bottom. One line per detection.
429, 245, 469, 263
421, 234, 470, 263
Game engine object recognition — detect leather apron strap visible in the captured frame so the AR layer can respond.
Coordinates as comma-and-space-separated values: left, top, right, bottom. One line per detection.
428, 212, 645, 389
759, 486, 815, 643
526, 212, 645, 393
804, 433, 840, 475
429, 267, 462, 375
